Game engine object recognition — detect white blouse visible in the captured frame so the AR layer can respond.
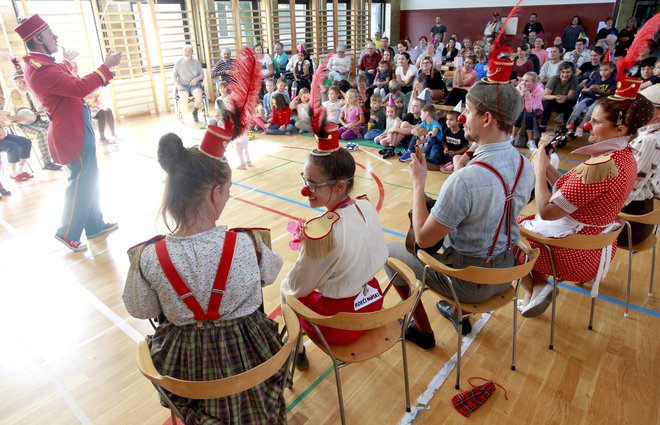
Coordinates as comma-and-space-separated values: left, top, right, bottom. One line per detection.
280, 199, 388, 301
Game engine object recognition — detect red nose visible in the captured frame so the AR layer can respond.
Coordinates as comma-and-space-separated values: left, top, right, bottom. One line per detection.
301, 186, 312, 197
458, 114, 466, 124
583, 121, 593, 131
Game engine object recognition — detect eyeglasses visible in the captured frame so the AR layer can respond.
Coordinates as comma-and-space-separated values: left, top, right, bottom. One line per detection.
300, 172, 338, 193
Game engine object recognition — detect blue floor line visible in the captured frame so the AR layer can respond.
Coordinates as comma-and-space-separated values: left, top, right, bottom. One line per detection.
233, 180, 658, 318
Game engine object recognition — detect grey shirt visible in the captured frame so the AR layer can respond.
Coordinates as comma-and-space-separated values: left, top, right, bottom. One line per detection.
173, 57, 204, 85
430, 140, 535, 258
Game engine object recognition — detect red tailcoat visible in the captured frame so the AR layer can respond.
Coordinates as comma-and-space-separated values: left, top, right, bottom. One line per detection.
22, 53, 113, 164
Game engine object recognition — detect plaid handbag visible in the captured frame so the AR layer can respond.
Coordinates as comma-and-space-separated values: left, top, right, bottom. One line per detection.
451, 377, 508, 417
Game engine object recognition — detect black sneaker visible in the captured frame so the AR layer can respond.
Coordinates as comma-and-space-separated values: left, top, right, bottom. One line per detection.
405, 321, 435, 349
192, 109, 200, 123
44, 163, 62, 171
294, 346, 309, 370
436, 301, 472, 335
383, 146, 395, 159
378, 148, 387, 155
0, 187, 11, 196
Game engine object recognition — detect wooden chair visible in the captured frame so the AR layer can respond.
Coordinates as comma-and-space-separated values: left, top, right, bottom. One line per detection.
136, 304, 300, 425
619, 199, 660, 315
286, 258, 420, 425
520, 220, 624, 349
417, 242, 539, 389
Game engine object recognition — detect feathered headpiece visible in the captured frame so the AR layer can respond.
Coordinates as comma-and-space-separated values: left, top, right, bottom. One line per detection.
484, 0, 523, 84
1, 51, 22, 73
200, 46, 263, 159
307, 51, 340, 156
610, 14, 660, 100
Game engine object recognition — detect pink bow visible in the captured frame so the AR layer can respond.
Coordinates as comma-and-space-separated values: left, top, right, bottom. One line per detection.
287, 219, 304, 251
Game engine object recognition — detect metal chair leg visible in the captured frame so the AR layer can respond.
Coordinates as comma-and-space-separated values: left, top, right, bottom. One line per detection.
330, 358, 346, 425
511, 280, 521, 371
288, 334, 304, 389
588, 297, 596, 330
401, 337, 411, 412
544, 244, 558, 350
455, 326, 462, 390
625, 221, 633, 318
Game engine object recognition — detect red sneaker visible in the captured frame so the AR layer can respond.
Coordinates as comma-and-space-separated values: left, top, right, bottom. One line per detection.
55, 234, 88, 252
10, 173, 28, 182
19, 172, 33, 179
566, 123, 575, 131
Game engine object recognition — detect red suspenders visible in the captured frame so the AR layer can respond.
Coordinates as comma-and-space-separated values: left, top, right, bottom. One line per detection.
155, 231, 237, 321
471, 155, 525, 258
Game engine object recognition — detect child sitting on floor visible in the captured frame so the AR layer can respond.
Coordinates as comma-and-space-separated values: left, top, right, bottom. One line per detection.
382, 80, 405, 116
253, 77, 276, 132
375, 102, 402, 159
323, 86, 343, 125
405, 75, 432, 114
338, 89, 365, 149
364, 93, 386, 140
429, 110, 468, 173
290, 88, 312, 133
399, 104, 442, 163
373, 60, 392, 98
209, 81, 230, 126
275, 78, 291, 104
266, 93, 295, 135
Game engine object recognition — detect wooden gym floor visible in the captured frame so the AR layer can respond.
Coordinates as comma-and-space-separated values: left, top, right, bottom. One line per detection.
0, 112, 657, 425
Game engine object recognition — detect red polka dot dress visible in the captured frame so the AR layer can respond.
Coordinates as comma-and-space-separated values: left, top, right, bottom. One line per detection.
518, 147, 637, 282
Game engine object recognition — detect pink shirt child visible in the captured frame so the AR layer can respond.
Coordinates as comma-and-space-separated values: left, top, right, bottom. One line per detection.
516, 81, 544, 112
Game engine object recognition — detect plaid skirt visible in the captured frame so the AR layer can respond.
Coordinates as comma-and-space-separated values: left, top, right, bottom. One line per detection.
148, 310, 287, 425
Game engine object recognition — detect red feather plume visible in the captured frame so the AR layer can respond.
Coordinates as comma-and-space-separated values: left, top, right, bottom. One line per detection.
309, 51, 334, 135
0, 51, 22, 72
489, 0, 524, 64
617, 13, 660, 81
227, 47, 263, 139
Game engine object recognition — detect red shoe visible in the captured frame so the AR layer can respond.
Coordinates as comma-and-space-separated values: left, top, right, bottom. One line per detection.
10, 173, 28, 182
54, 234, 88, 252
566, 123, 575, 131
19, 172, 33, 179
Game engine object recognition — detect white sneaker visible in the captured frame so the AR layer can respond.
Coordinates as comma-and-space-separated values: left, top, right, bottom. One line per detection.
526, 141, 537, 151
521, 284, 556, 318
575, 126, 584, 137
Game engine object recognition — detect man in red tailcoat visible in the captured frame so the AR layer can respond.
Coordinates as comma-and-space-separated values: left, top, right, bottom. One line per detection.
15, 14, 122, 251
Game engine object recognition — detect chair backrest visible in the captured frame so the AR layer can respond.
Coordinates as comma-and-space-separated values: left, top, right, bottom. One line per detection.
520, 219, 625, 250
417, 241, 539, 285
619, 200, 660, 226
286, 258, 419, 331
136, 304, 300, 400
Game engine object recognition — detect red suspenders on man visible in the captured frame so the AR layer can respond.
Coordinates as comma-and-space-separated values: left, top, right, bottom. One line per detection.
470, 155, 525, 259
154, 231, 237, 320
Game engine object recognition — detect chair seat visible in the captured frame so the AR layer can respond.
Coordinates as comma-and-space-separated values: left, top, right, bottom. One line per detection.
316, 321, 402, 363
433, 285, 515, 314
618, 234, 657, 253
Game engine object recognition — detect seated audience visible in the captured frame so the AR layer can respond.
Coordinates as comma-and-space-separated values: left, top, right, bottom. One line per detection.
576, 46, 604, 86
594, 16, 618, 44
444, 55, 477, 106
513, 72, 545, 149
567, 61, 616, 137
415, 43, 442, 72
382, 80, 405, 114
85, 91, 118, 144
419, 56, 448, 102
272, 42, 288, 78
293, 46, 313, 91
540, 46, 564, 84
173, 44, 204, 122
211, 48, 234, 84
266, 93, 294, 135
395, 52, 418, 94
123, 131, 285, 424
563, 38, 590, 68
431, 109, 469, 173
359, 42, 382, 85
290, 88, 312, 133
373, 60, 393, 98
255, 43, 274, 79
404, 75, 432, 115
540, 61, 578, 132
328, 45, 352, 82
338, 89, 365, 141
323, 86, 343, 124
399, 104, 442, 163
0, 118, 33, 181
442, 38, 459, 64
364, 93, 386, 140
531, 37, 548, 66
562, 16, 585, 52
375, 102, 402, 158
513, 44, 536, 82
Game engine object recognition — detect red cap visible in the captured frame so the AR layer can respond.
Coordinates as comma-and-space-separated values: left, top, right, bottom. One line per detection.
312, 123, 340, 156
15, 14, 49, 43
200, 125, 231, 160
610, 76, 643, 100
484, 58, 514, 84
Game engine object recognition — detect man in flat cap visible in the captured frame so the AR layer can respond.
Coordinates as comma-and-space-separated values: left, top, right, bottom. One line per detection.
384, 64, 535, 349
15, 14, 122, 251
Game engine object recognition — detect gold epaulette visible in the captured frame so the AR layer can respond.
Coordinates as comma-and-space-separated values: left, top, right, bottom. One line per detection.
302, 211, 340, 260
573, 153, 619, 185
29, 58, 42, 69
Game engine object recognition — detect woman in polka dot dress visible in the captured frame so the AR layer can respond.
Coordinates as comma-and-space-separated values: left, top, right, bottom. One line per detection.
517, 94, 654, 317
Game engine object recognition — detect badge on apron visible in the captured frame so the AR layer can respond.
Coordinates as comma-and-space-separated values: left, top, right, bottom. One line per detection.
353, 284, 382, 311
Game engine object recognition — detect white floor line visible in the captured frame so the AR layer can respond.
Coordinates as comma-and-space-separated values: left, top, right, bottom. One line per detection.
271, 232, 290, 243
229, 187, 256, 200
362, 148, 392, 165
398, 313, 492, 425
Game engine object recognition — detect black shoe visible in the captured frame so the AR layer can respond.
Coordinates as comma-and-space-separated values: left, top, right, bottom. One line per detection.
192, 109, 200, 123
0, 187, 11, 196
405, 321, 435, 349
436, 301, 472, 336
378, 148, 387, 155
44, 163, 62, 171
294, 347, 309, 370
383, 147, 395, 159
